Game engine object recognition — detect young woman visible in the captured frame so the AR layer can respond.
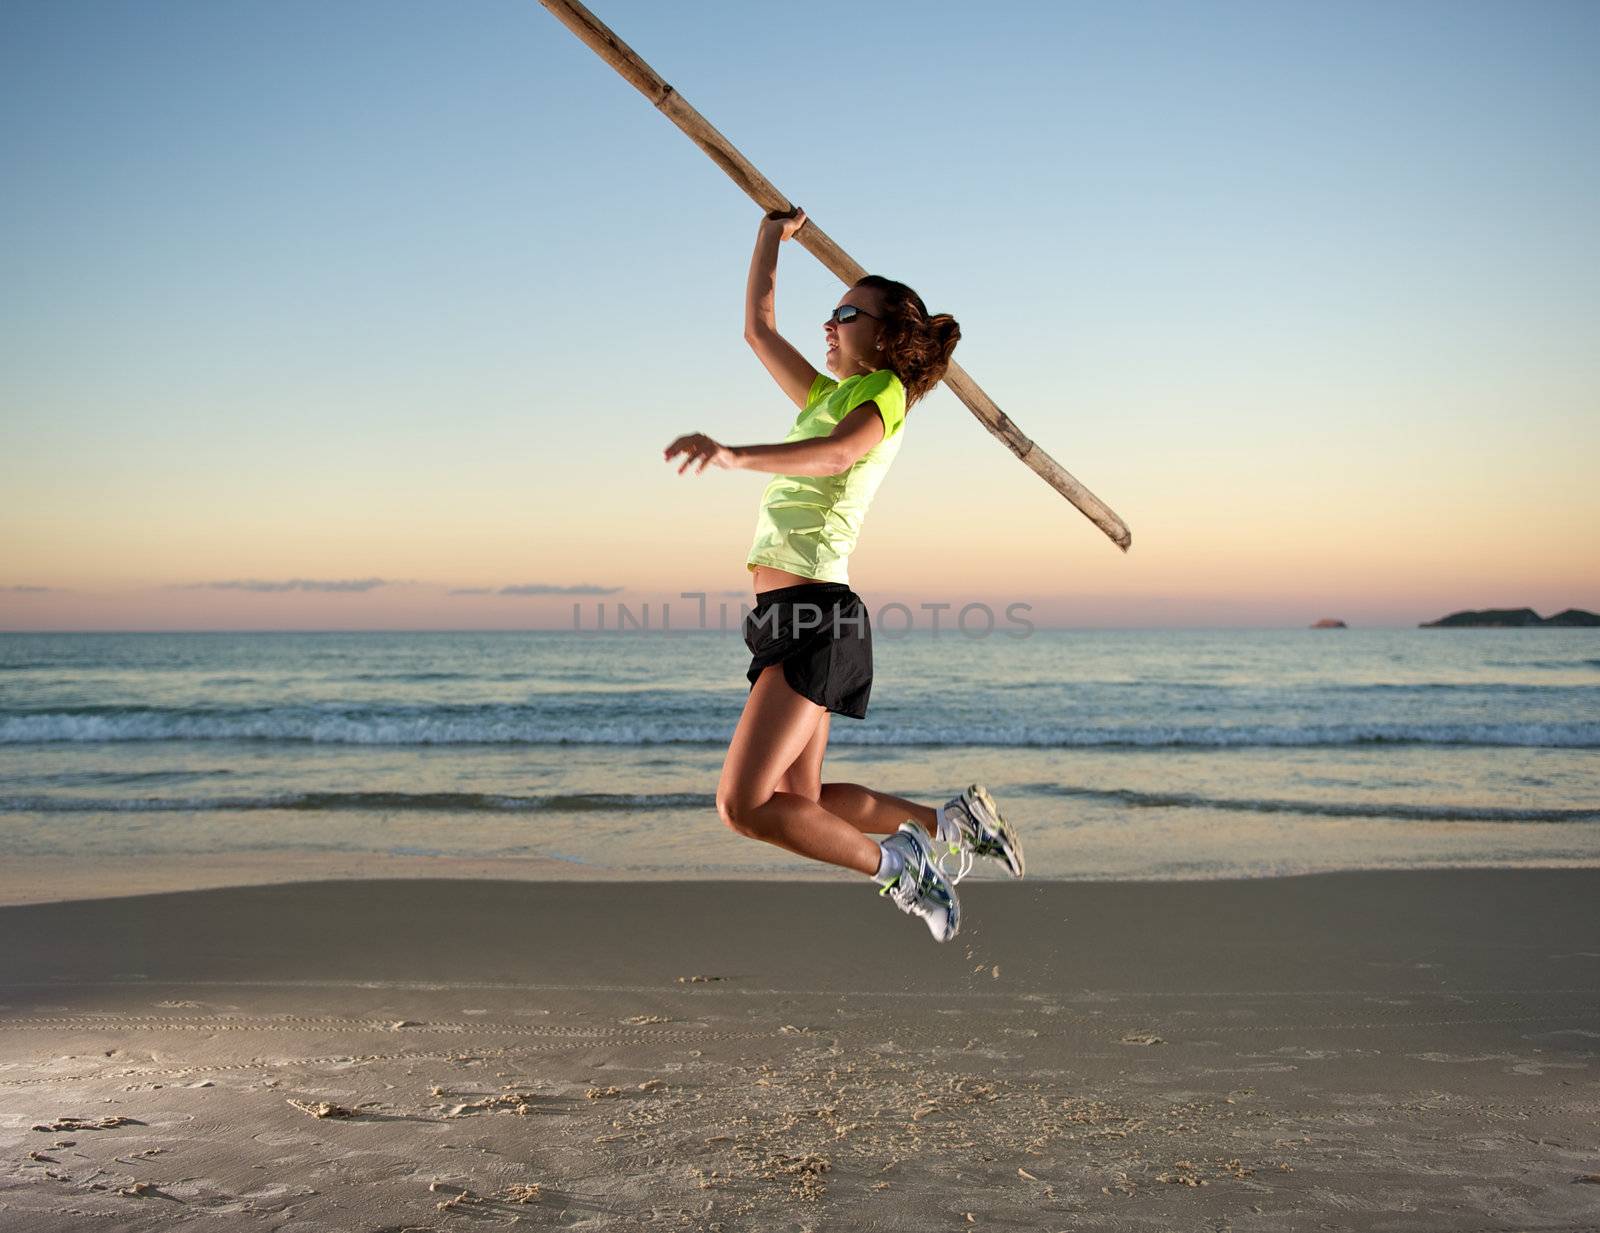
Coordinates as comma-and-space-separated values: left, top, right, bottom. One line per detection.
662, 207, 1024, 942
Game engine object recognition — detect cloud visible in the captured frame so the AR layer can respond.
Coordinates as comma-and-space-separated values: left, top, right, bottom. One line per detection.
498, 583, 625, 596
172, 578, 391, 593
155, 578, 627, 598
2, 585, 57, 593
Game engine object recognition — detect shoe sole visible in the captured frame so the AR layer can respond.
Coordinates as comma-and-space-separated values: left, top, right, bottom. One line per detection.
967, 784, 1025, 879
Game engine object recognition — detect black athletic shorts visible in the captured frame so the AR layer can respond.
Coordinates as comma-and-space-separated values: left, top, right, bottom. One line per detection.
742, 581, 873, 720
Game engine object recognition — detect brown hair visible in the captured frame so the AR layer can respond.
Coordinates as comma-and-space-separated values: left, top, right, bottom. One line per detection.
855, 275, 960, 409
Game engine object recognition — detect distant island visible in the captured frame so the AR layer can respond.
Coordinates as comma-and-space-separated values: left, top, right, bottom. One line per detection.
1310, 618, 1347, 629
1420, 608, 1600, 628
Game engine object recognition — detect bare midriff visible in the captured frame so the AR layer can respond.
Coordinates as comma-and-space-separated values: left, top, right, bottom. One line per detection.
750, 564, 826, 595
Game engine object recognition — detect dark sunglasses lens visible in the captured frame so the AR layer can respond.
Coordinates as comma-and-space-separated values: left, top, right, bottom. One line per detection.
834, 306, 857, 324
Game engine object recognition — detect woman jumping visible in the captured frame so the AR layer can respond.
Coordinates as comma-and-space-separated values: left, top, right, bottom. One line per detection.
662, 207, 1024, 942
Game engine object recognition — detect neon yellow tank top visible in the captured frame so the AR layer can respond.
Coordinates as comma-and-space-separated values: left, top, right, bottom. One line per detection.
745, 368, 909, 584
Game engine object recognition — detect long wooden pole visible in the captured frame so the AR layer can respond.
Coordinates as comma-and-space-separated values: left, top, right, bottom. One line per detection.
537, 0, 1132, 552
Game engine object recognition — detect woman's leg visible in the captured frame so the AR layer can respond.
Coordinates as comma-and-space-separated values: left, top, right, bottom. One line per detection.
818, 783, 938, 837
773, 710, 828, 803
769, 688, 938, 838
718, 664, 884, 875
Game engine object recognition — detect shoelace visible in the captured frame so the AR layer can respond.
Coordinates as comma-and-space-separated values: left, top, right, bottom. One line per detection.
934, 803, 976, 886
936, 838, 974, 887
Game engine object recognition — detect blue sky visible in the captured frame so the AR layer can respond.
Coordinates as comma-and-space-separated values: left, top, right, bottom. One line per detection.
3, 0, 1597, 629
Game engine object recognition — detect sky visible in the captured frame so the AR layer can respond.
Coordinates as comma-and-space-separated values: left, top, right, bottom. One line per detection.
2, 0, 1596, 630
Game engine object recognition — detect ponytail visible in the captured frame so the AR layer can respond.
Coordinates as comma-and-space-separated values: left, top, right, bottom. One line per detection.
853, 275, 960, 408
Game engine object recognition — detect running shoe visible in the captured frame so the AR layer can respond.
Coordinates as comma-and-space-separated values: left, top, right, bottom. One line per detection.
878, 821, 960, 943
937, 783, 1025, 883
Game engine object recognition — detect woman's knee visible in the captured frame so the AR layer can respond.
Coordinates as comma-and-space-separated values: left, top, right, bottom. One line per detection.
716, 788, 767, 838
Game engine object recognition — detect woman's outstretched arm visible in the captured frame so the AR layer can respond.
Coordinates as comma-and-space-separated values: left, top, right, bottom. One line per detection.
744, 209, 821, 411
664, 402, 885, 479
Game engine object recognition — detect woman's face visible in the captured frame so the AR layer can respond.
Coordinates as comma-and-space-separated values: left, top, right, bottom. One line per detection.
823, 285, 888, 378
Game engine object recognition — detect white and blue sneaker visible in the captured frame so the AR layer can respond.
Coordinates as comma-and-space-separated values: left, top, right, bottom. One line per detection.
936, 784, 1025, 884
877, 821, 960, 943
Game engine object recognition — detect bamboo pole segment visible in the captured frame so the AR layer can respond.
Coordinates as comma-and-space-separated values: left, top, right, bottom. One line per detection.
537, 0, 1132, 552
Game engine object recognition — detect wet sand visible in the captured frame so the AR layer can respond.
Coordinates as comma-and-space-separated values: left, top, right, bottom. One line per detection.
2, 870, 1597, 1230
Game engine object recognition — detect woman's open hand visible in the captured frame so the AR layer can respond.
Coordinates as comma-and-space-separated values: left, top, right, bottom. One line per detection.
759, 206, 807, 243
664, 432, 736, 475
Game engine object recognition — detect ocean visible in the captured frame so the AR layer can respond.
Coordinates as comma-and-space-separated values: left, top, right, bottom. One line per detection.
2, 628, 1597, 882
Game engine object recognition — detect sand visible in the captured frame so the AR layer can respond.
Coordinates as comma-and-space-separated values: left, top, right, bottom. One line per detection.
1, 869, 1597, 1230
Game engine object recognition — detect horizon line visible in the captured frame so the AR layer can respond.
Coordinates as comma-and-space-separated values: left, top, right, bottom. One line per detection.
0, 624, 1529, 635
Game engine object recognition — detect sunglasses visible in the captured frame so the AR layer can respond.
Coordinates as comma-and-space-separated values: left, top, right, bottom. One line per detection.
825, 303, 881, 326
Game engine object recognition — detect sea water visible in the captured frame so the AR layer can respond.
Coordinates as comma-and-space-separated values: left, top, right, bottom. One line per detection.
1, 629, 1596, 881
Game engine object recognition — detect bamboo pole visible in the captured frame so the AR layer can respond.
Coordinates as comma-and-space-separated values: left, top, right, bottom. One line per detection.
537, 0, 1132, 552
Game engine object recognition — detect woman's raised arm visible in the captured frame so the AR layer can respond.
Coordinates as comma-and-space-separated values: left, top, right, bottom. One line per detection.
744, 208, 821, 411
